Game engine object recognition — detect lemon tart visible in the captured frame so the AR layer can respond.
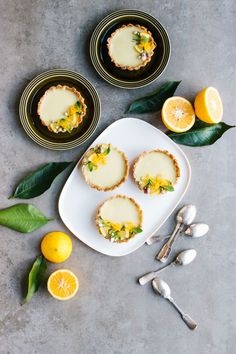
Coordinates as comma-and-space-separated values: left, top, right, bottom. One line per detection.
37, 85, 87, 133
81, 144, 129, 191
107, 24, 156, 71
133, 150, 180, 195
96, 195, 143, 243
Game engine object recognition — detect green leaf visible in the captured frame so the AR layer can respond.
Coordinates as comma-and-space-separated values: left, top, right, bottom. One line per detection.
0, 204, 52, 233
161, 185, 174, 192
10, 162, 73, 199
126, 81, 181, 113
24, 255, 47, 304
130, 227, 143, 235
103, 145, 110, 156
86, 161, 94, 171
76, 101, 81, 110
167, 121, 235, 146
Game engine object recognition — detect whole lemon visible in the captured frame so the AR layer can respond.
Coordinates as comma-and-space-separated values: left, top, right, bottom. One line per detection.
41, 231, 72, 263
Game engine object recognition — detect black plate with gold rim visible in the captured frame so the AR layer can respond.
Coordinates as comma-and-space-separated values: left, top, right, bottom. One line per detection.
90, 9, 171, 89
19, 69, 101, 150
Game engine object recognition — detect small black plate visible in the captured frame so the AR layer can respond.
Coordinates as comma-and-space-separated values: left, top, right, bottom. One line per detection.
90, 9, 171, 89
19, 70, 100, 150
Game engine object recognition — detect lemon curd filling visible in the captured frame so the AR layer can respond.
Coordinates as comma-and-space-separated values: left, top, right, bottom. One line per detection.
139, 175, 174, 195
49, 101, 83, 133
98, 217, 142, 242
83, 144, 111, 171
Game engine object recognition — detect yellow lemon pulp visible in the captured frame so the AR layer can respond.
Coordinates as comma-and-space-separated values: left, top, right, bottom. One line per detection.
194, 87, 223, 123
140, 175, 174, 195
47, 269, 79, 301
41, 232, 72, 263
162, 97, 195, 133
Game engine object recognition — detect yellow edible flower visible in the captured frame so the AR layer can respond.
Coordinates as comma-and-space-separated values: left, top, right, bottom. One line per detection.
140, 175, 173, 195
90, 153, 107, 166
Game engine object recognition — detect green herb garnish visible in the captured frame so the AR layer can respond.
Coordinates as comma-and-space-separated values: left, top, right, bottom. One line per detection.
85, 161, 95, 172
103, 145, 110, 156
132, 32, 141, 44
160, 184, 174, 192
130, 227, 143, 235
76, 101, 82, 110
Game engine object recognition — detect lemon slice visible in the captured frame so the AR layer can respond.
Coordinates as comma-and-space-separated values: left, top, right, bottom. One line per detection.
161, 97, 195, 133
194, 87, 223, 123
47, 269, 79, 301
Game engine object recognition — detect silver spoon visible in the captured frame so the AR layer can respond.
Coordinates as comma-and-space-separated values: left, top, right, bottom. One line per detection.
152, 278, 197, 330
156, 205, 197, 263
146, 223, 209, 245
139, 249, 197, 285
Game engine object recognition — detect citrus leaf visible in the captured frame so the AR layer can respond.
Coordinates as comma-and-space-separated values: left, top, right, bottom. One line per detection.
10, 162, 73, 199
167, 121, 235, 146
0, 204, 52, 233
24, 255, 47, 304
126, 81, 181, 113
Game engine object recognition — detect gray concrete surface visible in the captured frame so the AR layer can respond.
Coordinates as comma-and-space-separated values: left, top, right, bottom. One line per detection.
0, 1, 235, 353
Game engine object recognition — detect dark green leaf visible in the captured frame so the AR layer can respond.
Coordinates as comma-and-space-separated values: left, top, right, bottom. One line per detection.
167, 121, 235, 146
24, 255, 47, 304
86, 161, 94, 171
126, 81, 181, 113
146, 179, 153, 187
76, 101, 81, 110
10, 162, 73, 199
130, 227, 143, 235
0, 204, 52, 233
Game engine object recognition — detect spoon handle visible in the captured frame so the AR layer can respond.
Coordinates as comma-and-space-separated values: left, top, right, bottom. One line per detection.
156, 223, 181, 263
146, 234, 170, 245
168, 297, 197, 330
138, 271, 157, 285
139, 263, 175, 285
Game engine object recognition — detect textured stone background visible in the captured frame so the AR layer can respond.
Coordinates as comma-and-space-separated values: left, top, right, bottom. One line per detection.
0, 1, 235, 353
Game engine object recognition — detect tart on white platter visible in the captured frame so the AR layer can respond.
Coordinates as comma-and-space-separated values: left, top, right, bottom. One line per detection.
107, 24, 156, 71
37, 85, 87, 133
81, 144, 129, 191
96, 195, 143, 243
133, 149, 180, 195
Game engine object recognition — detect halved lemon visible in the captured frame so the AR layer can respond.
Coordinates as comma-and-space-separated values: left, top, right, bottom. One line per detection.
47, 269, 79, 301
194, 87, 223, 123
161, 97, 195, 133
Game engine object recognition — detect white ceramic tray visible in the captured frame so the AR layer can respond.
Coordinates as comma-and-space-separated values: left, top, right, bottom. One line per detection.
59, 118, 191, 256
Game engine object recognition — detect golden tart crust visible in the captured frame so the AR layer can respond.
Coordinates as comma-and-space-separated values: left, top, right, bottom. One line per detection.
133, 149, 180, 195
81, 144, 129, 192
107, 24, 156, 71
37, 85, 87, 133
96, 195, 143, 243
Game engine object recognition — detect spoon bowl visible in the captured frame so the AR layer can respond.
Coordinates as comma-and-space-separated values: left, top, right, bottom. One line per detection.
152, 278, 171, 298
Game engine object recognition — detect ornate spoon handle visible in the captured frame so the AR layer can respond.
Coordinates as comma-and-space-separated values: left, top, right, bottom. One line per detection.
168, 296, 197, 330
139, 262, 175, 285
156, 223, 181, 263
